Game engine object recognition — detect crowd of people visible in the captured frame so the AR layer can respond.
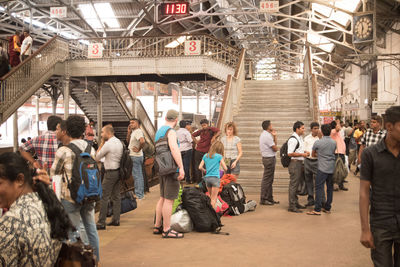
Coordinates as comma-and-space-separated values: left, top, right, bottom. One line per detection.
0, 105, 399, 266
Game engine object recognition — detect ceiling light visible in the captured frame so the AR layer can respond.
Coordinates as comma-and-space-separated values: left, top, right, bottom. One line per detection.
79, 3, 120, 30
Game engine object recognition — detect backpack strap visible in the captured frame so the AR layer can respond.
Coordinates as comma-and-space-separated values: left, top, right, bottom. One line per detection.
84, 143, 92, 154
288, 136, 300, 152
67, 143, 82, 156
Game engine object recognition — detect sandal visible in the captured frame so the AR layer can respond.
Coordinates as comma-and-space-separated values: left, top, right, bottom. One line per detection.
162, 228, 184, 239
306, 211, 321, 216
153, 226, 163, 235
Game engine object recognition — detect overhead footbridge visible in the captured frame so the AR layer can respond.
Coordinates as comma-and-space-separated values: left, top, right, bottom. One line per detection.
0, 35, 241, 130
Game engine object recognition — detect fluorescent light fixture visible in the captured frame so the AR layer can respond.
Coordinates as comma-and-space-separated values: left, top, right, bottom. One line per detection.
307, 32, 335, 53
165, 36, 188, 48
79, 3, 120, 30
312, 0, 361, 27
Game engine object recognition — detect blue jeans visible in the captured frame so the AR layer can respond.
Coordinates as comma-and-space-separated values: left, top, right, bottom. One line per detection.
61, 199, 100, 261
181, 149, 192, 183
131, 156, 144, 199
314, 170, 333, 212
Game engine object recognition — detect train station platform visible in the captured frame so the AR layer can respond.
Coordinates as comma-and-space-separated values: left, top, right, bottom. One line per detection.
97, 172, 370, 267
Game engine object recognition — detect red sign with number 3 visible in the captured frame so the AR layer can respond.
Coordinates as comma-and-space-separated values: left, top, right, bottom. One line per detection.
184, 40, 201, 55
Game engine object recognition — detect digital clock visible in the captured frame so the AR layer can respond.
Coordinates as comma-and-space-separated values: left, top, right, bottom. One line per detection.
160, 2, 189, 16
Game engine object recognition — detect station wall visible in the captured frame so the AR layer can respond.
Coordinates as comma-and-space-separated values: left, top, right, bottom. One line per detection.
322, 23, 400, 121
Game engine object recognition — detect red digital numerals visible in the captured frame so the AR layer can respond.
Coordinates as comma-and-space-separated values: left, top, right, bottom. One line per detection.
162, 3, 188, 15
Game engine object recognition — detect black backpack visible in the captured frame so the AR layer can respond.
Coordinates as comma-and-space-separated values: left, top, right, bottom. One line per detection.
67, 143, 102, 204
119, 140, 133, 180
220, 182, 246, 215
279, 136, 299, 168
182, 187, 226, 234
154, 128, 178, 176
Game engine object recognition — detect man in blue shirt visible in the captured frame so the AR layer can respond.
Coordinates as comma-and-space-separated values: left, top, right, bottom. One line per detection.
307, 124, 337, 216
153, 110, 185, 238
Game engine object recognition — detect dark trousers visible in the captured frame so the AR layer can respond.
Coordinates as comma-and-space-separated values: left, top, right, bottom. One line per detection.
288, 160, 303, 209
193, 150, 206, 183
304, 158, 318, 203
314, 170, 333, 212
98, 170, 121, 224
371, 227, 400, 267
260, 156, 276, 202
181, 149, 193, 183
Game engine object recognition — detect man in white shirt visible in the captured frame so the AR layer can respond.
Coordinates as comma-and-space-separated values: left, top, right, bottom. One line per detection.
303, 122, 321, 207
20, 30, 33, 62
95, 125, 123, 230
259, 120, 280, 205
128, 118, 146, 199
287, 121, 309, 213
176, 120, 193, 184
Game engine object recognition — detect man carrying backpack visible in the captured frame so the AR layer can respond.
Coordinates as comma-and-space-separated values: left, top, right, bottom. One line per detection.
95, 125, 123, 230
50, 115, 100, 262
153, 110, 185, 238
287, 121, 309, 213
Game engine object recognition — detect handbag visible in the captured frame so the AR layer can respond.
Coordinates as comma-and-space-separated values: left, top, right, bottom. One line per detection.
55, 238, 96, 267
154, 128, 178, 176
107, 182, 137, 217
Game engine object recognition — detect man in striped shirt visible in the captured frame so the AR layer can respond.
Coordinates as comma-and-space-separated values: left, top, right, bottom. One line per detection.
358, 115, 386, 167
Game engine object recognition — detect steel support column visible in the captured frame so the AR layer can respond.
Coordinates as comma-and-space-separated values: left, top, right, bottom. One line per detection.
196, 90, 200, 114
97, 83, 103, 143
63, 77, 70, 119
36, 96, 40, 136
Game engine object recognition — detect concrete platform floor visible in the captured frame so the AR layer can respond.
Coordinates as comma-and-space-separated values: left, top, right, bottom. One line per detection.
98, 172, 372, 267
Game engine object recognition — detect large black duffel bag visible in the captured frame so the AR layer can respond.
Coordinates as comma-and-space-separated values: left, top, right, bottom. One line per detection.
182, 187, 227, 234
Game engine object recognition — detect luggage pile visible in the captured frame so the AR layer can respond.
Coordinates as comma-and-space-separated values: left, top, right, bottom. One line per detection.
170, 174, 257, 234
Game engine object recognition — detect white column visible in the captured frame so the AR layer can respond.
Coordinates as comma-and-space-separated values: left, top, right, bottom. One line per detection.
360, 72, 371, 121
36, 96, 40, 136
63, 77, 70, 119
209, 90, 212, 121
196, 90, 200, 114
154, 83, 159, 129
13, 111, 18, 152
179, 84, 183, 121
97, 83, 103, 143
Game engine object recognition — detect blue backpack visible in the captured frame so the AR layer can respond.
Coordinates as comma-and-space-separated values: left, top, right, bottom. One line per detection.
67, 143, 102, 204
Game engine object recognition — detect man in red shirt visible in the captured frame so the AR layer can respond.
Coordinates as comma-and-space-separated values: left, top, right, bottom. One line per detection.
192, 119, 220, 183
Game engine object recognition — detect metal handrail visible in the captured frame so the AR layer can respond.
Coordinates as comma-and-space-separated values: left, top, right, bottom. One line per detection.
110, 82, 156, 144
0, 36, 68, 115
68, 35, 241, 68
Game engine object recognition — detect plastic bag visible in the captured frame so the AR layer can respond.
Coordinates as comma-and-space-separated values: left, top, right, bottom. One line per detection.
170, 209, 193, 233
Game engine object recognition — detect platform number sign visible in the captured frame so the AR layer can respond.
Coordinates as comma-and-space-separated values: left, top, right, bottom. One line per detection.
184, 40, 201, 55
88, 43, 103, 59
50, 7, 67, 18
259, 1, 279, 13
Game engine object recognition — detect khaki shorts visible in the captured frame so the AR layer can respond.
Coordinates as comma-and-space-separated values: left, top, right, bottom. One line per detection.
159, 172, 180, 200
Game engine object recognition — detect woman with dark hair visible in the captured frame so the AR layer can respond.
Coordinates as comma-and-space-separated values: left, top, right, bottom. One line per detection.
0, 152, 73, 266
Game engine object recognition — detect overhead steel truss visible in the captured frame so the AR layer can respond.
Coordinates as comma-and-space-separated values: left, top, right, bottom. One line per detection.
1, 0, 399, 87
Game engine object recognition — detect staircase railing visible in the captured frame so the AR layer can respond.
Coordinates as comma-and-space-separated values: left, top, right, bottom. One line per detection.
0, 36, 68, 121
217, 49, 246, 129
68, 35, 241, 68
110, 82, 156, 145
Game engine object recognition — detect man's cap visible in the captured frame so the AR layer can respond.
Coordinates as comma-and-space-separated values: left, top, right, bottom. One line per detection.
166, 109, 179, 120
